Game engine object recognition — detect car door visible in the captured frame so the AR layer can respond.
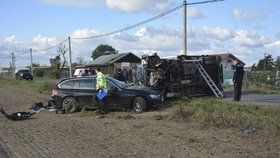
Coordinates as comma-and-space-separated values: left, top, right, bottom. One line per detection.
74, 78, 97, 107
106, 80, 131, 109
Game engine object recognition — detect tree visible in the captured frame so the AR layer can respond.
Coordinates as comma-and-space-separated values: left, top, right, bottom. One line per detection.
77, 56, 88, 65
255, 54, 274, 71
57, 43, 68, 69
276, 56, 280, 70
91, 44, 117, 60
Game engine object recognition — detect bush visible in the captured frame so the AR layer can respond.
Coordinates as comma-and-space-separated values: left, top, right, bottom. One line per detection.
38, 82, 54, 93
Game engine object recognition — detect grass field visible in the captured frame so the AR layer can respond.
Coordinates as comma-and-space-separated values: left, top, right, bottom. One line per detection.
168, 98, 280, 136
0, 78, 56, 94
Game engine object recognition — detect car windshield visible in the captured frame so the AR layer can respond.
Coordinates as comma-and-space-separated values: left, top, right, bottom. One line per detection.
19, 70, 30, 73
108, 77, 128, 88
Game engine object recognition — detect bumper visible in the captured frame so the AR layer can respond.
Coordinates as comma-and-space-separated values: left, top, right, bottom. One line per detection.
21, 75, 33, 79
49, 95, 63, 108
147, 97, 164, 107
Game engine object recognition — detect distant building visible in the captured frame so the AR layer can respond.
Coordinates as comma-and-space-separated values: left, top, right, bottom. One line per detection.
214, 53, 245, 71
213, 53, 245, 86
86, 53, 141, 76
33, 66, 69, 79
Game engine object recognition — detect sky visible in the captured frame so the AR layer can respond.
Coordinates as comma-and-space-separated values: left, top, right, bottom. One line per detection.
0, 0, 280, 67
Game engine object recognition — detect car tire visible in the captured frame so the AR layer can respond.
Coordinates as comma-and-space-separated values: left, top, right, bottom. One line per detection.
62, 97, 79, 113
19, 77, 22, 80
132, 97, 147, 113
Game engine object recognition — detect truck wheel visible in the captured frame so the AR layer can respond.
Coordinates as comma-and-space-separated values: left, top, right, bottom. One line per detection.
62, 97, 78, 113
132, 97, 147, 113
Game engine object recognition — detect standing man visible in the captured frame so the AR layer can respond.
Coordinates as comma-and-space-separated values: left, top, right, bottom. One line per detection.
114, 68, 125, 82
122, 67, 128, 83
95, 68, 109, 114
233, 63, 244, 101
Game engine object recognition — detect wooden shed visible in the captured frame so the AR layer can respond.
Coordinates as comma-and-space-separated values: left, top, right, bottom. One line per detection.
86, 53, 141, 76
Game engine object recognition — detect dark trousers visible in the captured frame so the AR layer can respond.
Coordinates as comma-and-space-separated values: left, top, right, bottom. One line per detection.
95, 96, 109, 114
234, 82, 242, 101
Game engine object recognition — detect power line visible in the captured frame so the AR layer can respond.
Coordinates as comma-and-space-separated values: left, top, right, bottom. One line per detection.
187, 0, 225, 6
71, 4, 184, 40
0, 0, 225, 59
71, 0, 225, 40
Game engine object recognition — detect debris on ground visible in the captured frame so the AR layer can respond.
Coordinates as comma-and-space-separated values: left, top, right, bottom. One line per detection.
0, 108, 35, 121
30, 102, 45, 113
244, 126, 256, 135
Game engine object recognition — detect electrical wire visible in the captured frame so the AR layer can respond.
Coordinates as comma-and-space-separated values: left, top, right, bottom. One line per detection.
187, 0, 225, 6
70, 0, 225, 40
1, 0, 225, 56
71, 4, 184, 40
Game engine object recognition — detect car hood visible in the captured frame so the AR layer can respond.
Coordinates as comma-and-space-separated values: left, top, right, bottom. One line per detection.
126, 86, 161, 94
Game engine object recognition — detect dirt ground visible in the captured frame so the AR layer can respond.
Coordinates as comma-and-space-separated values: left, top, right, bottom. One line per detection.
0, 83, 280, 158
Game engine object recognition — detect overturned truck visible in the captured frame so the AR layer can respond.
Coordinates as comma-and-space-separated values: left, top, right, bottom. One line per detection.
141, 53, 224, 98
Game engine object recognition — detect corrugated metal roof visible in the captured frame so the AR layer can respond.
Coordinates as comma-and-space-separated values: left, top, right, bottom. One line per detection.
87, 53, 130, 66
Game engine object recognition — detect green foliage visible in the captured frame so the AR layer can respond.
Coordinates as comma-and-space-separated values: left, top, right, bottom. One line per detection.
170, 98, 280, 135
0, 78, 56, 94
254, 54, 277, 71
33, 68, 44, 78
91, 44, 117, 60
247, 71, 279, 86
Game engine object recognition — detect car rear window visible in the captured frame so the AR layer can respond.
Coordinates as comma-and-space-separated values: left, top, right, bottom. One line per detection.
59, 80, 76, 89
75, 79, 95, 89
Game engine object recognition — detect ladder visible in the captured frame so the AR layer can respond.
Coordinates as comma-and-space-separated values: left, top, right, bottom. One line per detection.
191, 58, 224, 98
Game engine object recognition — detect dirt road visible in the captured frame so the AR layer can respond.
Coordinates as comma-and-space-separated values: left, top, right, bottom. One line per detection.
0, 83, 280, 158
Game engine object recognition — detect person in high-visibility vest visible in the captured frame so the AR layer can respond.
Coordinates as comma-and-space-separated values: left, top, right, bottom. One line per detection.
95, 68, 109, 114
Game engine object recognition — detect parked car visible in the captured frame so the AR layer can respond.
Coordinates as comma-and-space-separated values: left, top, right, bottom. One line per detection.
49, 76, 163, 113
15, 69, 33, 80
73, 68, 86, 77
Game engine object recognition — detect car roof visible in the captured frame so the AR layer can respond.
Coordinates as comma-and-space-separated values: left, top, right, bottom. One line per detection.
60, 75, 113, 82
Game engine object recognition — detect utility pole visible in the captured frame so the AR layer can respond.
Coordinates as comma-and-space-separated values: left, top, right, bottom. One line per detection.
11, 52, 15, 76
183, 0, 187, 55
30, 48, 33, 73
68, 36, 73, 77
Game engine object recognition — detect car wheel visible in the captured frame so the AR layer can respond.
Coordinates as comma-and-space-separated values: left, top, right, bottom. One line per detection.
62, 97, 79, 113
132, 97, 147, 113
19, 77, 22, 80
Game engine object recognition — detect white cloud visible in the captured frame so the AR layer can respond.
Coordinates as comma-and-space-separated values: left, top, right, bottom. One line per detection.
106, 0, 174, 13
266, 40, 280, 47
1, 27, 278, 67
33, 0, 102, 8
70, 29, 99, 38
233, 8, 267, 22
232, 29, 269, 47
3, 35, 16, 43
188, 8, 207, 19
199, 26, 233, 41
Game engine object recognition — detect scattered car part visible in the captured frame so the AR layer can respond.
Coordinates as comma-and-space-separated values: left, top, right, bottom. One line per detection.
0, 108, 35, 121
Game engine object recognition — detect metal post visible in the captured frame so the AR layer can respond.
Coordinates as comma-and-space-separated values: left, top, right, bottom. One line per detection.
68, 36, 73, 77
183, 0, 187, 55
30, 48, 33, 73
11, 52, 15, 76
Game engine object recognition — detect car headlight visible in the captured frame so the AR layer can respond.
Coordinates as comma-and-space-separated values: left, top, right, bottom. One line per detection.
149, 94, 161, 99
20, 74, 23, 76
